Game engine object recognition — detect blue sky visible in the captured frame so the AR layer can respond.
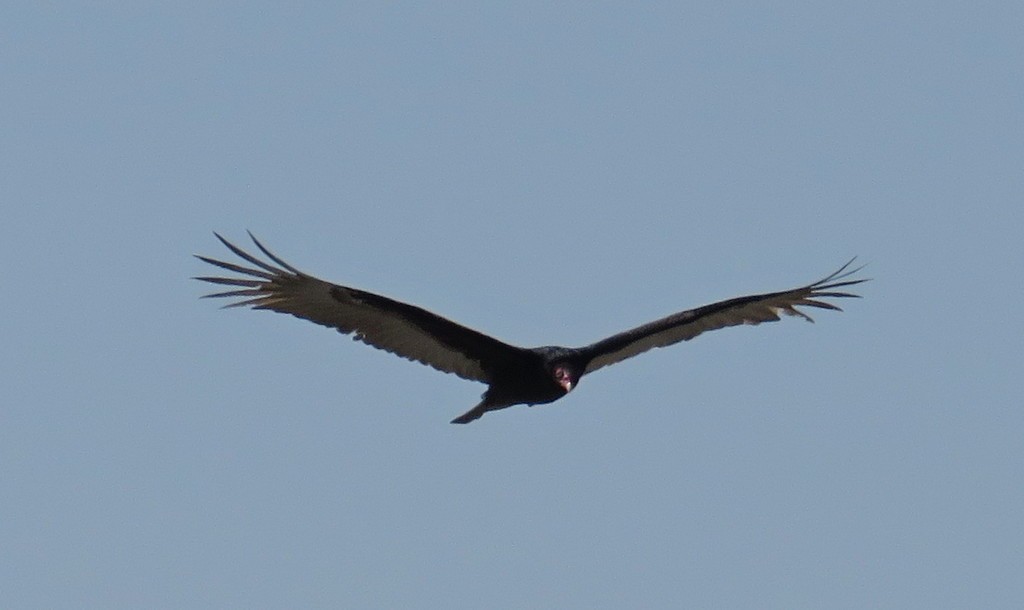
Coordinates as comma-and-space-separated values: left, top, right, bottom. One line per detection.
3, 2, 1022, 608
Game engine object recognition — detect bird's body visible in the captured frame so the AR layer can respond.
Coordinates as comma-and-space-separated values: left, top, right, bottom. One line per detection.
196, 233, 867, 423
453, 346, 583, 423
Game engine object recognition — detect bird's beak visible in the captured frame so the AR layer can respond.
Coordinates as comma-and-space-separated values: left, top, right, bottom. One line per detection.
559, 378, 574, 392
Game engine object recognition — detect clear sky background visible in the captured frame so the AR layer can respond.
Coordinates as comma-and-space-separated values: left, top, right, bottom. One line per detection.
3, 3, 1022, 608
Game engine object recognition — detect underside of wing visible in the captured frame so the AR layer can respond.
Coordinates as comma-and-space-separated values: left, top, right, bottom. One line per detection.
581, 260, 868, 375
194, 233, 525, 383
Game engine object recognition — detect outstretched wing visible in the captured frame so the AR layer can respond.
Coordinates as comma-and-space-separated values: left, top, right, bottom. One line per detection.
579, 260, 868, 375
194, 232, 527, 383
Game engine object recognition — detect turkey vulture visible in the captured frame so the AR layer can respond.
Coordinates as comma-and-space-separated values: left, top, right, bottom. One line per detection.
195, 233, 867, 424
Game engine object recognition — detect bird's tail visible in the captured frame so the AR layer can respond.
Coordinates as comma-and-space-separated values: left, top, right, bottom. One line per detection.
450, 400, 489, 424
451, 395, 514, 424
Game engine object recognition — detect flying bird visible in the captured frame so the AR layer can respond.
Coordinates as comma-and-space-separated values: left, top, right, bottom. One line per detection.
196, 233, 867, 424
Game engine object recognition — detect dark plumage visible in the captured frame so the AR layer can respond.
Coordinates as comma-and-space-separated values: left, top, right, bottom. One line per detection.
195, 233, 867, 424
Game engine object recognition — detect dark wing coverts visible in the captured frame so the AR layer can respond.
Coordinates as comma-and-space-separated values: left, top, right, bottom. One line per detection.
580, 261, 866, 374
195, 233, 524, 383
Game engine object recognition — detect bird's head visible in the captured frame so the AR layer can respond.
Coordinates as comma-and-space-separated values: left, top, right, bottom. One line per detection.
551, 363, 579, 394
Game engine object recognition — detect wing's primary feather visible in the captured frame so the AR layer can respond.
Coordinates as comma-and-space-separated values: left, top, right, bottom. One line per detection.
580, 260, 868, 375
195, 233, 526, 383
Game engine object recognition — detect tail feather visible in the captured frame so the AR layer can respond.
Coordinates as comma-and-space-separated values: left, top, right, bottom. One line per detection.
451, 401, 489, 424
451, 396, 515, 424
